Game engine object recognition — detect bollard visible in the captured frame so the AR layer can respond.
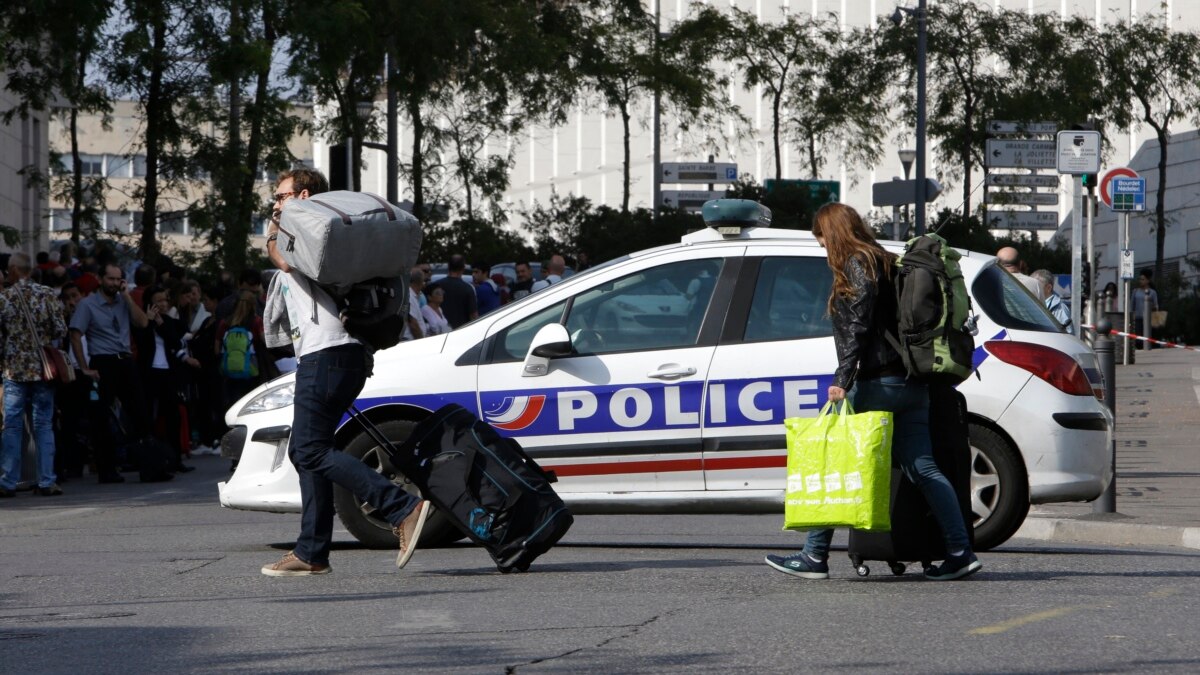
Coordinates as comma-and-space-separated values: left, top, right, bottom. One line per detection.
1093, 318, 1117, 513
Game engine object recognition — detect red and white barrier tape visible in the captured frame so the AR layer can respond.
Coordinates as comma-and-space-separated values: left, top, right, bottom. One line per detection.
1081, 324, 1200, 352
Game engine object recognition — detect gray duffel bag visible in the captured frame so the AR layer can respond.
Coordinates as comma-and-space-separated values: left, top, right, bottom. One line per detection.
277, 190, 422, 287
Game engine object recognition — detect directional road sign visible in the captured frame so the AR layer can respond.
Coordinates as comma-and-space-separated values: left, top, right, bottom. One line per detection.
987, 120, 1058, 135
985, 174, 1060, 188
986, 210, 1061, 230
1056, 131, 1102, 174
660, 162, 738, 184
1111, 177, 1146, 212
989, 191, 1059, 206
1100, 167, 1139, 208
660, 189, 726, 212
871, 178, 943, 207
985, 139, 1056, 169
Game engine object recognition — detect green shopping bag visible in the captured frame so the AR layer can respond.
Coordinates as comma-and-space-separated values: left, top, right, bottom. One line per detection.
783, 401, 893, 531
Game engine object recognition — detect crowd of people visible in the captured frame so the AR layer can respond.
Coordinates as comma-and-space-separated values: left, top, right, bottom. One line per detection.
0, 237, 586, 496
0, 240, 291, 494
401, 253, 581, 341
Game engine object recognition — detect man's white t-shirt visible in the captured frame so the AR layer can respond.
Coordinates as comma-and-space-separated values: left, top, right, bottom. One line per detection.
276, 271, 359, 358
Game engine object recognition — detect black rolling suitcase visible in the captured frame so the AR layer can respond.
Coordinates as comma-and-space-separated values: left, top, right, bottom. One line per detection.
846, 384, 973, 577
349, 403, 573, 573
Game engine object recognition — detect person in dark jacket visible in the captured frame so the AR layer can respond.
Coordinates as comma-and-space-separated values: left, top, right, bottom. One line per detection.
764, 203, 980, 582
136, 286, 193, 473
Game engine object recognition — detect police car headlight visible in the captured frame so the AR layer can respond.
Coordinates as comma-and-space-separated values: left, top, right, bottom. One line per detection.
239, 381, 295, 416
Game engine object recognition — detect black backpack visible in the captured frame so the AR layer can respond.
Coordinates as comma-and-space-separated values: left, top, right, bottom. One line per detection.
323, 277, 409, 352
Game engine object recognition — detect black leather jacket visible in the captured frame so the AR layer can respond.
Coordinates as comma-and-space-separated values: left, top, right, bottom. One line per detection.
831, 255, 903, 390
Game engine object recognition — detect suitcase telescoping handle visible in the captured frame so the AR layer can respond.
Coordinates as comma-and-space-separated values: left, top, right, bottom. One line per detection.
347, 405, 400, 455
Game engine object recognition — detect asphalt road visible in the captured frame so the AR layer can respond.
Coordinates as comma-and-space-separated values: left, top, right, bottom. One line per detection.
2, 457, 1198, 673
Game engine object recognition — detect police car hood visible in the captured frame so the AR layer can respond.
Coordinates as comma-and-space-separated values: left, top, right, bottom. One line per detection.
375, 333, 450, 368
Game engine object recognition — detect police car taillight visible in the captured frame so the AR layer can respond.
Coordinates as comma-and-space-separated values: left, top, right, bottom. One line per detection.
984, 341, 1093, 397
701, 199, 771, 237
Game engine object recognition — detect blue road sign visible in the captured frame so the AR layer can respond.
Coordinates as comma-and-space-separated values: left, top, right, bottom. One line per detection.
1111, 177, 1146, 212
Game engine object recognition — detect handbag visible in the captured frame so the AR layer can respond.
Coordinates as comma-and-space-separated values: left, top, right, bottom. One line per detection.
1151, 310, 1168, 329
783, 401, 893, 531
14, 286, 74, 384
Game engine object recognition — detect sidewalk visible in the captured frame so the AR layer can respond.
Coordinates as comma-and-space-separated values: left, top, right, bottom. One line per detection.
1015, 348, 1200, 550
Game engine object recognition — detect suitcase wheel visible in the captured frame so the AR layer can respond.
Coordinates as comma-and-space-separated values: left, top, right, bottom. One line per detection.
854, 564, 870, 577
888, 562, 907, 576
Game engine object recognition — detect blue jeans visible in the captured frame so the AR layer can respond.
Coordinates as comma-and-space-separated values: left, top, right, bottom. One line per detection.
289, 344, 419, 565
803, 376, 970, 559
1, 379, 57, 489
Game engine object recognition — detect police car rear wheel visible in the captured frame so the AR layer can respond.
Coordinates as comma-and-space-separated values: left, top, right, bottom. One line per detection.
334, 419, 464, 549
968, 424, 1029, 551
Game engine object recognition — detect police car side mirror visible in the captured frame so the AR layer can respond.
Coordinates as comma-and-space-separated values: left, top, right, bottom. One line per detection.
524, 324, 573, 376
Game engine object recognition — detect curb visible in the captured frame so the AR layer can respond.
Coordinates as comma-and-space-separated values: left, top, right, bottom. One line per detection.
1015, 516, 1200, 551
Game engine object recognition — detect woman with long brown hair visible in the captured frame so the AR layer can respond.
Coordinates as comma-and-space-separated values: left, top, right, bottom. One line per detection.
765, 203, 980, 581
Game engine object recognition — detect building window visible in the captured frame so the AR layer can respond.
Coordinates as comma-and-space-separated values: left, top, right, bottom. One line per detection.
49, 209, 71, 232
133, 155, 147, 177
106, 211, 137, 234
159, 212, 186, 235
79, 153, 104, 176
106, 154, 132, 178
251, 214, 267, 236
1188, 228, 1200, 255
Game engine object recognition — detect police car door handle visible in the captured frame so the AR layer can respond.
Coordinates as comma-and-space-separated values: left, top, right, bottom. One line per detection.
647, 364, 697, 380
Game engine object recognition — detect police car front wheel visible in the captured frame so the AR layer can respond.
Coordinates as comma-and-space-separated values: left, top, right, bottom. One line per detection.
333, 419, 464, 549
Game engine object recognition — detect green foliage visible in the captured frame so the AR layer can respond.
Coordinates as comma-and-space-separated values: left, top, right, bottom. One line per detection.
929, 208, 1069, 273
523, 193, 702, 265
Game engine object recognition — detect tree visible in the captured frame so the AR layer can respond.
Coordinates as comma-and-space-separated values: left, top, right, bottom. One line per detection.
185, 0, 298, 274
576, 2, 726, 212
427, 85, 516, 226
1100, 15, 1200, 285
103, 0, 206, 263
1, 0, 114, 244
789, 23, 894, 182
714, 7, 813, 182
881, 2, 1009, 219
286, 0, 384, 194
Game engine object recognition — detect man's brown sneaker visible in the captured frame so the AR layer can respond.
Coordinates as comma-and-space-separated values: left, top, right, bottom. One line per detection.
394, 500, 432, 569
261, 551, 331, 577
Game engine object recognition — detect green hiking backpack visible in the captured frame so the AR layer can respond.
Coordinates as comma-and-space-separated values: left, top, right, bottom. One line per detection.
885, 233, 977, 384
220, 326, 259, 380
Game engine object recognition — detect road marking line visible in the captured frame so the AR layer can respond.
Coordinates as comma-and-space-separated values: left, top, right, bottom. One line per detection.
968, 606, 1081, 635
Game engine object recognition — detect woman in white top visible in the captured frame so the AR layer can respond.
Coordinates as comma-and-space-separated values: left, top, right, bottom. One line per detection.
421, 286, 451, 336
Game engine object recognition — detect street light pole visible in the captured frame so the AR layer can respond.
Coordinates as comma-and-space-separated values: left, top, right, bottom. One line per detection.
914, 0, 928, 236
898, 148, 915, 240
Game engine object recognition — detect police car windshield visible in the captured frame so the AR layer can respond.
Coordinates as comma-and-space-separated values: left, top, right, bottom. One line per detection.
971, 263, 1063, 332
449, 255, 631, 332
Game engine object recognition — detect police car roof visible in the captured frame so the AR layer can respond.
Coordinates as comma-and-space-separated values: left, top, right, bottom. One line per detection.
678, 225, 992, 261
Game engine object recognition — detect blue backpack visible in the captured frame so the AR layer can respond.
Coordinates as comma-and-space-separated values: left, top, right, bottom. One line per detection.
220, 326, 259, 380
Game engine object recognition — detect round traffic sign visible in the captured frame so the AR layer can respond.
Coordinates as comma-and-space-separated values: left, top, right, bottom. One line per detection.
1100, 167, 1139, 207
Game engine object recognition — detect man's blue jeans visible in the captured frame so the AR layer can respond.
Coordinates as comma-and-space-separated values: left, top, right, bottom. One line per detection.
1, 379, 57, 490
802, 376, 971, 559
289, 344, 420, 566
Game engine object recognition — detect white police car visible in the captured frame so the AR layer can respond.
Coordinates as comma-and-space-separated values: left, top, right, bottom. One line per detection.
218, 210, 1113, 551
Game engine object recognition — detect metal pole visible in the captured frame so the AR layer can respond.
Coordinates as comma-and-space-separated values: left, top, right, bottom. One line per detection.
1070, 176, 1083, 336
1092, 318, 1117, 513
1122, 213, 1132, 364
386, 49, 399, 203
652, 1, 662, 220
1086, 187, 1095, 330
914, 0, 928, 236
345, 135, 353, 192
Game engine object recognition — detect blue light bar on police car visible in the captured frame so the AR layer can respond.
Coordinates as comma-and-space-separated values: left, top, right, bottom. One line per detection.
701, 199, 772, 236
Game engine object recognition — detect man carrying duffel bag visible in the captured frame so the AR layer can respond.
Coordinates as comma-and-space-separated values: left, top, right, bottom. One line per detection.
259, 168, 432, 577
